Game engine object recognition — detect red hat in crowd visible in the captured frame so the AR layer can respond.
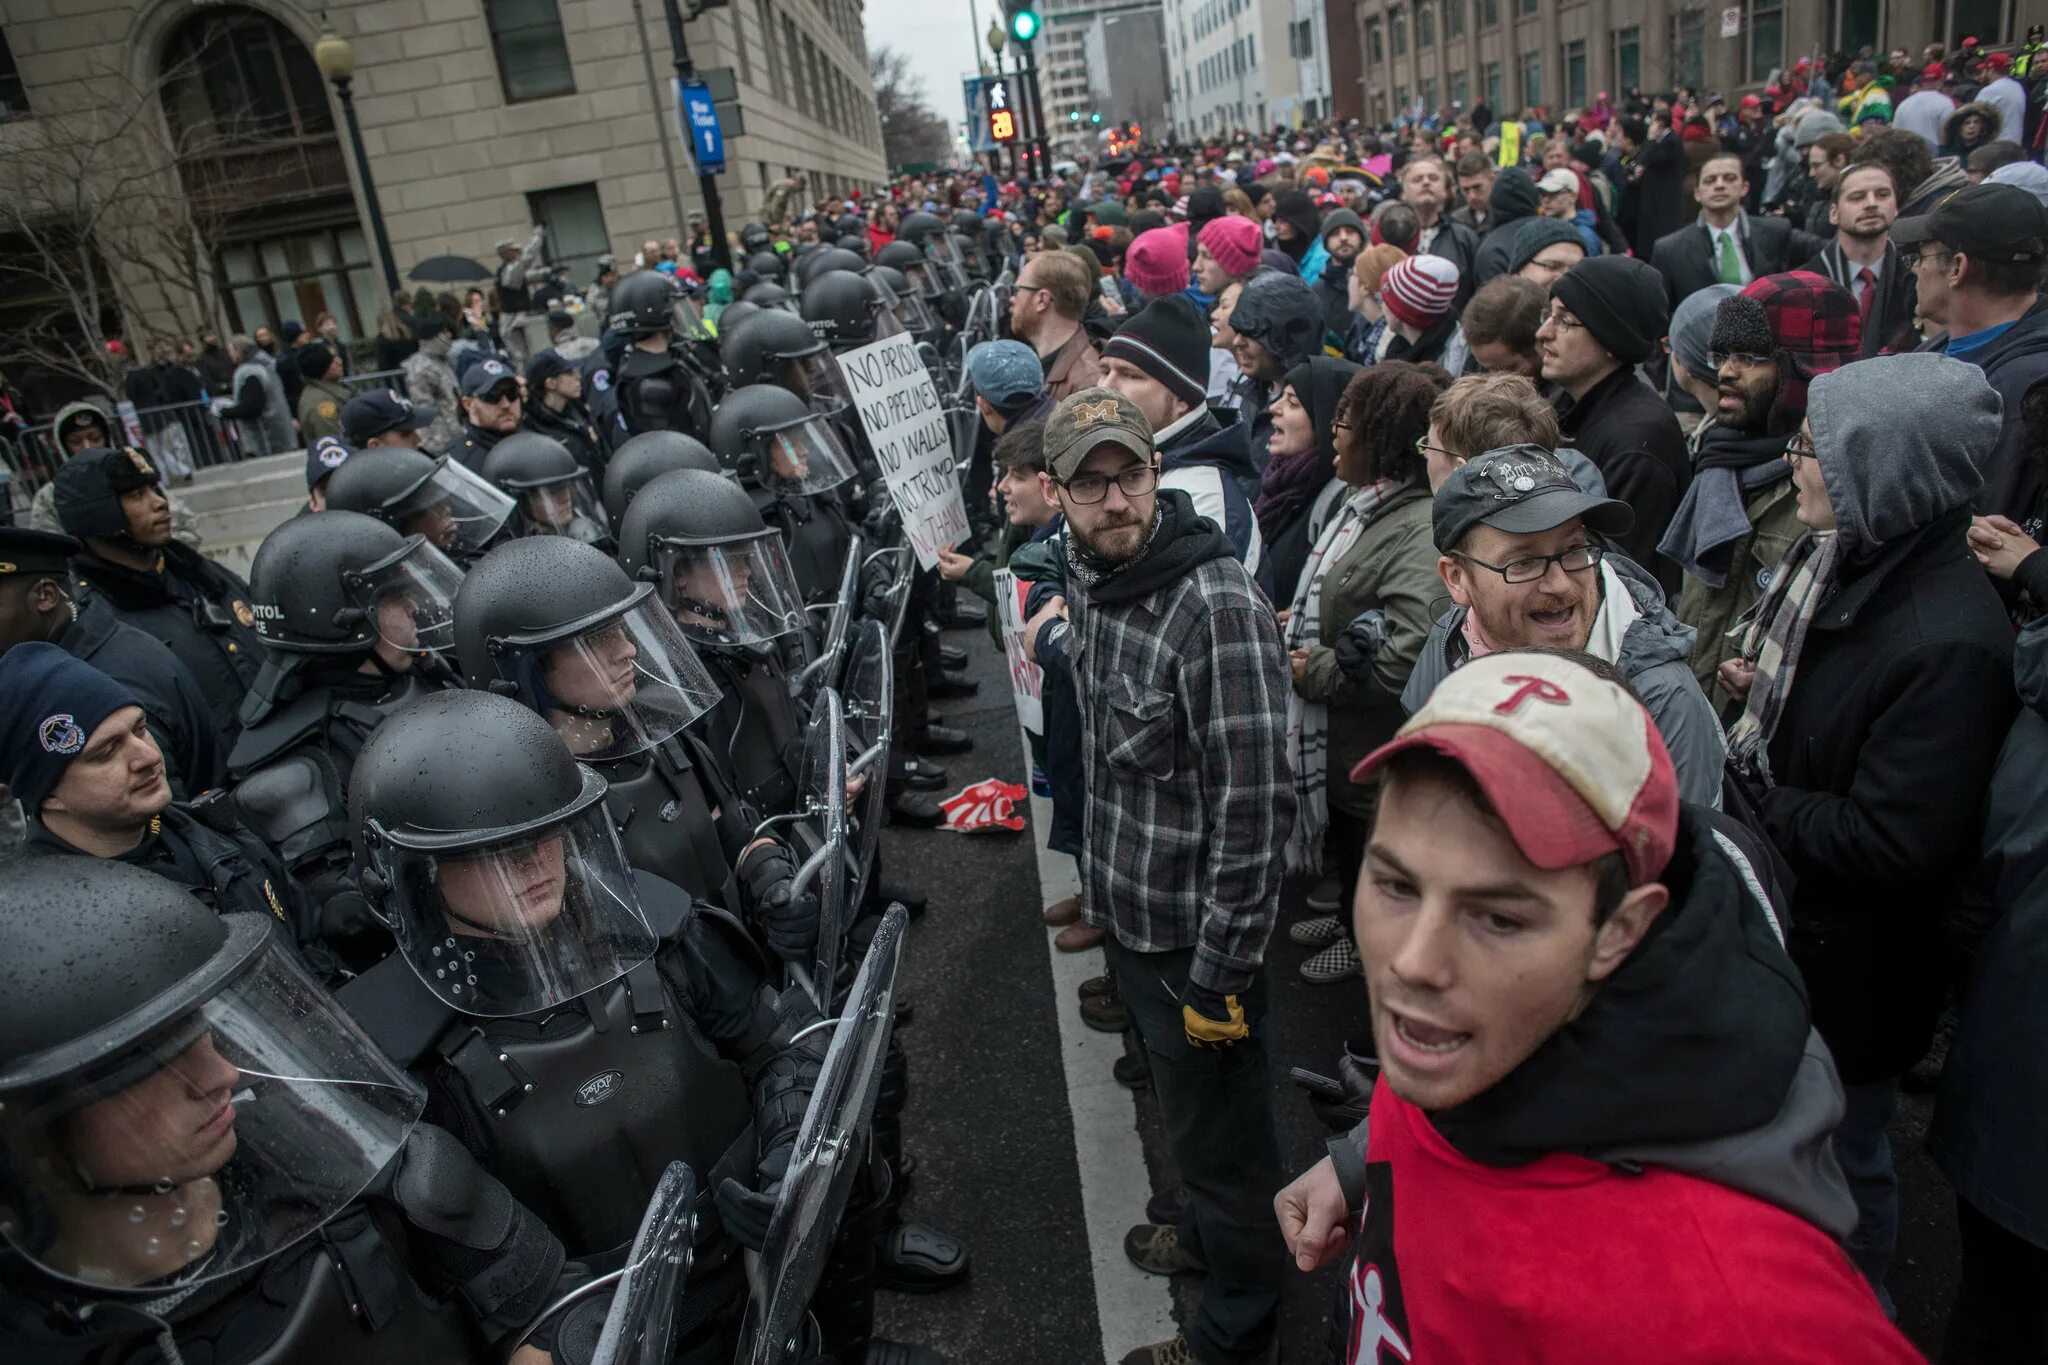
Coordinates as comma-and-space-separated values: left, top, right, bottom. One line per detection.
1123, 224, 1190, 297
1378, 254, 1461, 331
1986, 52, 2014, 72
1197, 215, 1262, 278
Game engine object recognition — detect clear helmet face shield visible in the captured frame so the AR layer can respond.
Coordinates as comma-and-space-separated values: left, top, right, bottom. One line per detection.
487, 589, 722, 761
653, 530, 806, 647
344, 534, 465, 657
752, 413, 857, 495
904, 261, 943, 302
368, 775, 658, 1017
775, 349, 854, 416
867, 301, 906, 341
893, 290, 938, 335
394, 459, 515, 560
672, 295, 708, 341
509, 474, 612, 546
0, 931, 424, 1294
924, 237, 969, 292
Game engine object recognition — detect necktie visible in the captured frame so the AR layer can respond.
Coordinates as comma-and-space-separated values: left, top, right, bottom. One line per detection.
1715, 229, 1742, 284
1857, 267, 1877, 331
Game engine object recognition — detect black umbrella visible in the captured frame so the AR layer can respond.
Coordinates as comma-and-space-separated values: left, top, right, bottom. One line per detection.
409, 254, 492, 283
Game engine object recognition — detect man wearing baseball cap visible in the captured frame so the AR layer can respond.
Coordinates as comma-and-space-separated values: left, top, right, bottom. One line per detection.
340, 388, 435, 452
1894, 182, 2048, 520
1275, 650, 1919, 1363
964, 338, 1053, 434
1027, 386, 1292, 1365
301, 434, 355, 513
1405, 444, 1726, 807
447, 355, 523, 472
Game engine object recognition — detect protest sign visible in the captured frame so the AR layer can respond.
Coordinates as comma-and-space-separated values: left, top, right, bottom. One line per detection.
835, 332, 968, 569
993, 568, 1044, 734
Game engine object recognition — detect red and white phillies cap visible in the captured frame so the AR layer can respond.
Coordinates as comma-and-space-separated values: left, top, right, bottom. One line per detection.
1351, 652, 1679, 887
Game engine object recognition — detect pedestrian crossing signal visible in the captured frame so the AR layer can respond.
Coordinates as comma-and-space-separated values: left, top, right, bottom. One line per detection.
991, 108, 1017, 142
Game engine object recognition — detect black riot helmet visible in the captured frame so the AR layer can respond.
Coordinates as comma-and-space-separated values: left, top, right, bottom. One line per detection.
739, 222, 773, 254
716, 299, 762, 336
742, 281, 797, 313
49, 446, 163, 542
834, 234, 869, 255
348, 690, 657, 1017
720, 308, 844, 409
247, 509, 464, 656
326, 446, 516, 560
801, 269, 901, 349
616, 468, 807, 647
870, 264, 939, 334
481, 432, 611, 545
707, 383, 858, 492
796, 246, 869, 289
897, 211, 946, 248
607, 269, 683, 337
0, 858, 424, 1296
875, 240, 941, 302
601, 430, 719, 524
451, 535, 719, 760
747, 249, 785, 281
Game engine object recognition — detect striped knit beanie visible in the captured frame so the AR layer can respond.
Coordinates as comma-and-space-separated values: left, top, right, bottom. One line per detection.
1380, 255, 1460, 330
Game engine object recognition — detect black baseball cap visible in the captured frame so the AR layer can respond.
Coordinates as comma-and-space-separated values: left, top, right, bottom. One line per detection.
1891, 183, 2048, 261
524, 348, 575, 385
340, 389, 434, 445
0, 527, 81, 577
305, 435, 356, 491
1433, 444, 1635, 553
459, 356, 520, 399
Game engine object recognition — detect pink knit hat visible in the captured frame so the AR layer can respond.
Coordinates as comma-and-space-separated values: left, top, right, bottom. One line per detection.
1380, 254, 1460, 330
1197, 215, 1263, 280
1124, 224, 1190, 298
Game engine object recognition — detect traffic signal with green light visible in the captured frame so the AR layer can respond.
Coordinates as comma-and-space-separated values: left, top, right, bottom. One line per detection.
1004, 0, 1040, 42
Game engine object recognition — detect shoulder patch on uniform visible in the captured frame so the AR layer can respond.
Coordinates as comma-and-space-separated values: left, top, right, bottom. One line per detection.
317, 400, 338, 420
233, 600, 256, 628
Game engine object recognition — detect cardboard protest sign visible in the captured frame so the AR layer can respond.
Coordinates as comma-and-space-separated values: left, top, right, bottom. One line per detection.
992, 568, 1044, 734
835, 332, 968, 569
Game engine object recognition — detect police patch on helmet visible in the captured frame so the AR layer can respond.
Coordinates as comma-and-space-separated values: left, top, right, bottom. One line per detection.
314, 436, 350, 468
233, 600, 256, 628
38, 713, 86, 755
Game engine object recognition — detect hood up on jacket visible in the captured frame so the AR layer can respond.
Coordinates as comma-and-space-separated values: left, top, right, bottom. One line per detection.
1429, 808, 1855, 1236
1806, 351, 1994, 563
1271, 190, 1321, 262
1283, 355, 1364, 471
1081, 487, 1238, 605
51, 398, 114, 446
1231, 272, 1323, 369
1487, 167, 1542, 232
1160, 405, 1259, 490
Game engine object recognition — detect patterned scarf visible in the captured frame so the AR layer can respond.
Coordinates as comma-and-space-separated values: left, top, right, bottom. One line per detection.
1284, 481, 1396, 873
1726, 529, 1839, 786
1254, 443, 1333, 541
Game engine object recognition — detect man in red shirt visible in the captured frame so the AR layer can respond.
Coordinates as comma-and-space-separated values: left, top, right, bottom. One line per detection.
1275, 649, 1922, 1363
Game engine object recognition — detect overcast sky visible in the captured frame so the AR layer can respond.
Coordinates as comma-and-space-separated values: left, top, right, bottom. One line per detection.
868, 0, 995, 132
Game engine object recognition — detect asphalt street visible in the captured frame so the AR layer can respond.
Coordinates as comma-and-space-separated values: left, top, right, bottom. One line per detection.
873, 612, 1960, 1364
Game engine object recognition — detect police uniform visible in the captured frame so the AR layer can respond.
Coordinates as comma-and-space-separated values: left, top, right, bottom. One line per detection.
447, 356, 522, 472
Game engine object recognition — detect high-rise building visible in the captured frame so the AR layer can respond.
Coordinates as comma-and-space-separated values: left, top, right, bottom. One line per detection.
1163, 0, 1301, 135
1086, 8, 1174, 134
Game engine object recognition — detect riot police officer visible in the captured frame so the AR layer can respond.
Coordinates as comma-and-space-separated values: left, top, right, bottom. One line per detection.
708, 383, 860, 607
871, 263, 942, 344
228, 510, 466, 972
599, 270, 714, 444
600, 429, 721, 526
741, 280, 798, 313
481, 432, 613, 550
51, 445, 265, 744
720, 308, 850, 411
339, 690, 854, 1360
0, 857, 593, 1365
324, 445, 516, 567
746, 248, 786, 283
876, 240, 942, 311
794, 246, 868, 290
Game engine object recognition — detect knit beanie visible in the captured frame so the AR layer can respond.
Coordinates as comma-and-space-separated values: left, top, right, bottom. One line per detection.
1198, 215, 1263, 278
1668, 283, 1739, 383
1105, 295, 1210, 408
1711, 271, 1861, 435
1353, 244, 1410, 297
1379, 255, 1461, 330
0, 642, 142, 817
1548, 256, 1669, 366
293, 340, 336, 379
1124, 224, 1191, 298
1505, 217, 1585, 275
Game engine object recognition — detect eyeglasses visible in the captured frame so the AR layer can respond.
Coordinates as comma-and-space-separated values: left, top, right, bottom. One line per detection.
476, 387, 521, 405
1454, 542, 1604, 584
1709, 350, 1773, 370
1783, 436, 1819, 462
1541, 307, 1585, 332
1414, 435, 1461, 461
1902, 248, 1954, 269
1059, 463, 1158, 504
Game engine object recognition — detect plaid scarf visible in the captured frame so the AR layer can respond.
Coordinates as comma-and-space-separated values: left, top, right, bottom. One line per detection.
1726, 528, 1839, 786
1284, 480, 1395, 873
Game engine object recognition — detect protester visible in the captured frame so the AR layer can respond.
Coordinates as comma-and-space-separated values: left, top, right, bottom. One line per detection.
1227, 272, 1322, 471
400, 314, 464, 452
1258, 357, 1360, 603
1457, 275, 1545, 376
222, 333, 294, 456
1009, 248, 1105, 399
1370, 255, 1462, 368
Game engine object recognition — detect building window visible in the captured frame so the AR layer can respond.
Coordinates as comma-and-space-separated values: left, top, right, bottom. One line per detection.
527, 183, 611, 281
1519, 49, 1540, 107
1391, 6, 1407, 56
1671, 7, 1703, 89
1246, 33, 1255, 67
1483, 60, 1502, 110
1946, 0, 2008, 46
1421, 77, 1437, 112
1450, 71, 1469, 109
1744, 0, 1782, 83
1612, 25, 1640, 92
483, 0, 576, 102
759, 1, 783, 97
1445, 0, 1464, 39
1562, 38, 1586, 107
1518, 0, 1538, 13
1364, 18, 1383, 65
217, 228, 377, 344
783, 15, 807, 115
1417, 2, 1434, 47
731, 8, 751, 86
1478, 0, 1498, 25
1289, 18, 1313, 58
0, 27, 29, 120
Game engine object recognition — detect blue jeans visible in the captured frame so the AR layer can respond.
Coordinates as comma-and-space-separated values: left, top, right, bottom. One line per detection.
1834, 1077, 1901, 1317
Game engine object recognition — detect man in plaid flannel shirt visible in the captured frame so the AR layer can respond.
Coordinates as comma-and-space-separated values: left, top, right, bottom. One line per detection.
1027, 387, 1293, 1365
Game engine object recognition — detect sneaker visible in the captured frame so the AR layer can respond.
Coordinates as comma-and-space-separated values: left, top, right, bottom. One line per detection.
1123, 1222, 1206, 1276
1300, 936, 1361, 985
1080, 991, 1128, 1033
1118, 1335, 1197, 1365
1305, 876, 1344, 912
1288, 914, 1343, 947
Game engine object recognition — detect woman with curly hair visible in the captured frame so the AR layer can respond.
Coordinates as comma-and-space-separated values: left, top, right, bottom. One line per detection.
1282, 361, 1450, 984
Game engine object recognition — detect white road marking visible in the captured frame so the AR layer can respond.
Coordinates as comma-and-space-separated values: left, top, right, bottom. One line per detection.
1029, 787, 1178, 1363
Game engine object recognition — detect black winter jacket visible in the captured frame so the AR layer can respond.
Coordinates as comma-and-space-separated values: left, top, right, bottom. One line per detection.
1555, 367, 1691, 594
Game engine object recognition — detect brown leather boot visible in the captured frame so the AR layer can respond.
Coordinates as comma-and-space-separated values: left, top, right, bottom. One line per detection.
1040, 894, 1081, 927
1052, 921, 1104, 952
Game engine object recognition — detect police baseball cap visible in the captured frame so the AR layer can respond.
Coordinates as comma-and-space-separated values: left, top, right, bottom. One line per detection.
1432, 444, 1634, 553
340, 389, 434, 445
460, 356, 521, 399
1043, 387, 1156, 483
965, 340, 1045, 414
0, 527, 81, 578
1891, 183, 2048, 261
524, 348, 575, 385
305, 435, 356, 491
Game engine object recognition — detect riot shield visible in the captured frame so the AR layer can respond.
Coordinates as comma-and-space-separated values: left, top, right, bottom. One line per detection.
789, 534, 862, 705
591, 1162, 699, 1365
838, 618, 892, 911
859, 544, 914, 649
737, 905, 909, 1365
792, 688, 848, 1009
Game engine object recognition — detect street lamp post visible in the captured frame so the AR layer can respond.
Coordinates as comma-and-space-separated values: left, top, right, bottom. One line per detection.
313, 27, 401, 297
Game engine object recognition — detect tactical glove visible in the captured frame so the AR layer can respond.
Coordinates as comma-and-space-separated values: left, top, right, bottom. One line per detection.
737, 839, 819, 962
1182, 979, 1251, 1049
1332, 608, 1391, 687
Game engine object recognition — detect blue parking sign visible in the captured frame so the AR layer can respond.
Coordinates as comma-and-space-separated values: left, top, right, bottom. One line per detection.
677, 79, 725, 174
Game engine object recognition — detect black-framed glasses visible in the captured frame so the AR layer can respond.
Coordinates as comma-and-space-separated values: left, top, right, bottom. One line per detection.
1059, 464, 1158, 504
1784, 436, 1818, 462
1709, 350, 1773, 370
1454, 542, 1604, 584
1541, 306, 1585, 332
1901, 247, 1954, 269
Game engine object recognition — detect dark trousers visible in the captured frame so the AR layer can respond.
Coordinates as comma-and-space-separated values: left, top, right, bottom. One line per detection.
1107, 940, 1286, 1364
1943, 1196, 2048, 1364
1324, 808, 1372, 946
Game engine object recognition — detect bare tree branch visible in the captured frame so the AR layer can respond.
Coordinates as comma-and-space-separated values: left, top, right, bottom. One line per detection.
869, 45, 955, 171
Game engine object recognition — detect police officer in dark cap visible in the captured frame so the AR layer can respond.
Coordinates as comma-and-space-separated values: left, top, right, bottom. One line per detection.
0, 857, 599, 1365
0, 644, 337, 980
51, 445, 264, 744
446, 355, 524, 471
0, 526, 220, 794
340, 386, 437, 452
227, 509, 466, 973
519, 347, 604, 474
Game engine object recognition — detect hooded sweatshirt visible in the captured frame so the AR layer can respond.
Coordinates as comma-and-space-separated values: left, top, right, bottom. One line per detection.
1336, 810, 1919, 1365
1230, 273, 1325, 473
1036, 488, 1294, 996
1403, 552, 1727, 809
1470, 168, 1544, 285
1260, 357, 1360, 604
1155, 404, 1267, 588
